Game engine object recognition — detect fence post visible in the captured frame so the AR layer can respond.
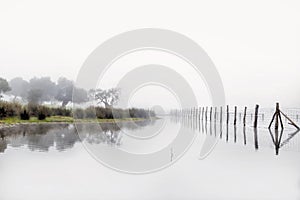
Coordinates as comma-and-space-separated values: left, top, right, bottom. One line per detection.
220, 106, 223, 124
226, 105, 229, 124
254, 104, 259, 128
243, 106, 247, 126
214, 107, 217, 122
234, 106, 237, 126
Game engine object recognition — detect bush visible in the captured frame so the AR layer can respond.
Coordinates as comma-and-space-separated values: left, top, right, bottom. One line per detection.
20, 110, 30, 120
85, 106, 96, 118
94, 107, 154, 119
73, 108, 85, 119
52, 107, 72, 116
0, 101, 22, 118
38, 113, 46, 120
0, 107, 6, 119
0, 100, 155, 120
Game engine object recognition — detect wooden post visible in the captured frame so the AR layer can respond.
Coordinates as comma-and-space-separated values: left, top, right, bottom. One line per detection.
280, 111, 300, 130
275, 103, 279, 130
234, 106, 237, 126
226, 105, 229, 124
202, 107, 204, 121
254, 104, 259, 128
205, 107, 208, 122
210, 107, 212, 122
220, 106, 223, 124
200, 107, 202, 120
214, 107, 217, 122
243, 107, 247, 126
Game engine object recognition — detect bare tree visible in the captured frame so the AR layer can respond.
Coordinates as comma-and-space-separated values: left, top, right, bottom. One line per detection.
94, 88, 119, 108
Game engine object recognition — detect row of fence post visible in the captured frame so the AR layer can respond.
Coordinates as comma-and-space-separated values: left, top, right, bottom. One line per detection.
171, 105, 262, 128
170, 103, 300, 155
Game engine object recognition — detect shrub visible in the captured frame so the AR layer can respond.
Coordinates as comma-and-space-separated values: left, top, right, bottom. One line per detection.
38, 113, 46, 120
20, 110, 30, 120
0, 107, 6, 119
94, 107, 154, 119
85, 106, 96, 118
27, 103, 39, 117
51, 107, 72, 117
37, 105, 51, 120
0, 101, 22, 118
73, 108, 85, 119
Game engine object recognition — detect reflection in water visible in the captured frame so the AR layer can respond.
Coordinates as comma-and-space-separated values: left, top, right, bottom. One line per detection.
254, 128, 259, 150
0, 120, 154, 153
234, 125, 237, 143
269, 129, 300, 155
171, 112, 300, 156
1, 113, 299, 156
243, 126, 246, 145
0, 124, 77, 153
226, 124, 229, 142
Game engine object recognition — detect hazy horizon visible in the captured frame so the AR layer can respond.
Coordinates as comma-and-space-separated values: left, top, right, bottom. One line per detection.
1, 0, 300, 108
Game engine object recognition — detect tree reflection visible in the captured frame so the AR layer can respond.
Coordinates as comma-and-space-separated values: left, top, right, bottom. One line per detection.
0, 120, 153, 153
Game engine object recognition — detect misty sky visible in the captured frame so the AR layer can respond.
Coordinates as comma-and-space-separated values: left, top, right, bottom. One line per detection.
0, 0, 300, 108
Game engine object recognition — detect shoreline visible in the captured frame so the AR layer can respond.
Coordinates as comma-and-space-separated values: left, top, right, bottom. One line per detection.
0, 116, 156, 129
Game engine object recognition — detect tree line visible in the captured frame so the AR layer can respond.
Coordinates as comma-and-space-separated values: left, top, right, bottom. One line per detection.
0, 77, 155, 121
0, 76, 119, 108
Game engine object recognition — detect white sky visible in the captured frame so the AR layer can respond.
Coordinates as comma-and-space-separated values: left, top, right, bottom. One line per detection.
0, 0, 300, 108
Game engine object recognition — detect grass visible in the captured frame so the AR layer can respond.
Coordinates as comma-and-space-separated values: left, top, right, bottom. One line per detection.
0, 116, 148, 125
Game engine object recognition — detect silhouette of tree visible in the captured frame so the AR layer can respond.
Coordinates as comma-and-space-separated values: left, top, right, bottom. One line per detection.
0, 77, 11, 98
9, 77, 29, 100
94, 88, 120, 108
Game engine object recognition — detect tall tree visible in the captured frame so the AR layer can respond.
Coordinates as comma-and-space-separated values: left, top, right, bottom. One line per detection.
27, 89, 43, 104
9, 77, 29, 99
29, 77, 57, 102
0, 77, 11, 98
55, 77, 74, 107
55, 77, 88, 107
94, 88, 119, 108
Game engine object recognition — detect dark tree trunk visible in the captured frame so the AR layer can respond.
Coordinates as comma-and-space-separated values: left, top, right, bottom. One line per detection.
104, 102, 111, 108
62, 100, 69, 107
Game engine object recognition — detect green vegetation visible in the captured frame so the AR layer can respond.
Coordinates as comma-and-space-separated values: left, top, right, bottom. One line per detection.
0, 116, 147, 125
0, 101, 155, 125
0, 75, 156, 126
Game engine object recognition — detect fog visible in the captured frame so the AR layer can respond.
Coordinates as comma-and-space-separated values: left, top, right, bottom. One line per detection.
0, 0, 300, 108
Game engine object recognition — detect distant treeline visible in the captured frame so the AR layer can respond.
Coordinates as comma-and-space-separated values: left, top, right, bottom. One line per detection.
0, 76, 155, 121
0, 76, 119, 108
0, 101, 155, 120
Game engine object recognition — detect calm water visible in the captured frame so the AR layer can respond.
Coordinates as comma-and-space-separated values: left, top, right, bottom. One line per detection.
0, 110, 300, 200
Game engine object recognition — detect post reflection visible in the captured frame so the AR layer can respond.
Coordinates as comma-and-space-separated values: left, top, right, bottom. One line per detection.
172, 113, 300, 156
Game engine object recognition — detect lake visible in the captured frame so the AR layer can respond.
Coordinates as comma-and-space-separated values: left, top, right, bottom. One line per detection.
0, 109, 300, 200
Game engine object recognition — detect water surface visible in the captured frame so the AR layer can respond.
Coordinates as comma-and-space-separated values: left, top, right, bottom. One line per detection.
0, 112, 300, 200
